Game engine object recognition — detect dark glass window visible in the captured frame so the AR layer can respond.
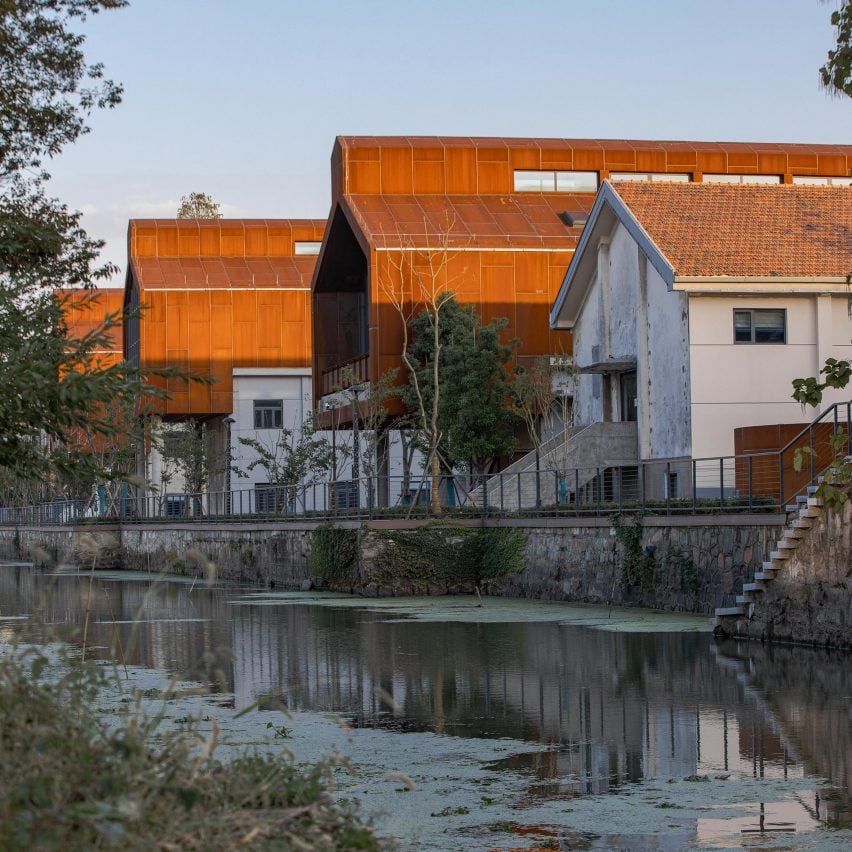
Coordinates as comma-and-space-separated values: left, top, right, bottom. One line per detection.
733, 309, 786, 344
253, 400, 283, 429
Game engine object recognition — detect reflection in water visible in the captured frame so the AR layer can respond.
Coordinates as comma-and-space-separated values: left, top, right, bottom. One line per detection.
0, 564, 849, 845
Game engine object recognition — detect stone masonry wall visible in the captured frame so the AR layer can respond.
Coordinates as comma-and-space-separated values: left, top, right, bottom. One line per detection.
735, 500, 852, 649
487, 516, 782, 613
0, 515, 784, 615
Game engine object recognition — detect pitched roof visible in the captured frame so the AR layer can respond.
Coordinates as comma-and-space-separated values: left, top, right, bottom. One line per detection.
128, 219, 326, 290
611, 182, 852, 278
345, 193, 592, 249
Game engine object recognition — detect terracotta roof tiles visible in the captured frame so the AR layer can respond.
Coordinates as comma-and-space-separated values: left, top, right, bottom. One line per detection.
611, 182, 852, 278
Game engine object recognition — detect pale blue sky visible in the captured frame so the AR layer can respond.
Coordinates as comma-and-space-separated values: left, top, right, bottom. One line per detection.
47, 0, 851, 281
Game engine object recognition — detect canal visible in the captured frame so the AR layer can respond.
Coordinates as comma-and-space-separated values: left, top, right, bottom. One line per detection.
0, 562, 849, 850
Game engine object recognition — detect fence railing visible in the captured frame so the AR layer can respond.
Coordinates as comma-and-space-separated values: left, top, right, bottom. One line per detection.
0, 450, 832, 528
2, 401, 848, 528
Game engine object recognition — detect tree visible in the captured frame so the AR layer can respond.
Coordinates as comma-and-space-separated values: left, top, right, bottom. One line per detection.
792, 355, 851, 508
820, 0, 852, 97
177, 192, 222, 219
158, 421, 228, 500
377, 224, 464, 514
0, 1, 181, 492
236, 417, 332, 512
406, 299, 518, 477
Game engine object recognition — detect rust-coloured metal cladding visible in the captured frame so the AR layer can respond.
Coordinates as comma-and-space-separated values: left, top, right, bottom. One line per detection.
60, 287, 125, 369
126, 219, 325, 417
313, 135, 852, 422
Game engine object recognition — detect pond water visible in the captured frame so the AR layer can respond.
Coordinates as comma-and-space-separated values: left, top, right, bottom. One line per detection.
1, 563, 850, 850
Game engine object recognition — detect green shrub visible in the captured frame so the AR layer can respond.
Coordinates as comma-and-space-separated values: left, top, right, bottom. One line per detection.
0, 649, 383, 850
308, 523, 359, 586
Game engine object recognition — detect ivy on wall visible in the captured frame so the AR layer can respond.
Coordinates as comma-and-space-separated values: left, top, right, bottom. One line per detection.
307, 524, 359, 587
308, 522, 527, 592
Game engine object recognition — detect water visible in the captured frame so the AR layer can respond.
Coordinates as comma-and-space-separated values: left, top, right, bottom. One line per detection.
1, 563, 850, 850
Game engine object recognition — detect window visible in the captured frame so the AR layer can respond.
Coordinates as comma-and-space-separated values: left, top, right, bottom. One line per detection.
253, 399, 283, 429
294, 241, 322, 255
514, 170, 598, 193
791, 175, 852, 186
703, 174, 781, 184
734, 309, 786, 344
610, 172, 691, 183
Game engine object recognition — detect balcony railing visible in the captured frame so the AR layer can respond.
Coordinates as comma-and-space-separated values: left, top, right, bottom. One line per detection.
321, 353, 368, 397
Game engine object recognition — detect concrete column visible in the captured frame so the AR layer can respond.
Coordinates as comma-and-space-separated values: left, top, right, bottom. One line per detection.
815, 294, 833, 373
636, 248, 652, 460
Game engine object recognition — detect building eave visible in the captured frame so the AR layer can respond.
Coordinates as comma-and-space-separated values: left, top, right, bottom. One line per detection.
549, 181, 675, 330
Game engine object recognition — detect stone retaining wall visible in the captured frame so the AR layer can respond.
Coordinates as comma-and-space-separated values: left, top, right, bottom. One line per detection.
0, 514, 785, 615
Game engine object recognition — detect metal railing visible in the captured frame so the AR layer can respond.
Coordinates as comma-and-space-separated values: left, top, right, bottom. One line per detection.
320, 353, 369, 397
3, 403, 848, 528
0, 452, 809, 527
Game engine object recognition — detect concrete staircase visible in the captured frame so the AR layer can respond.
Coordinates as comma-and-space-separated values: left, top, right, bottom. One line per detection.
714, 483, 826, 628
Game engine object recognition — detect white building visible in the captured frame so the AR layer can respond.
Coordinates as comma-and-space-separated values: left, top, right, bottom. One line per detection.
550, 181, 851, 469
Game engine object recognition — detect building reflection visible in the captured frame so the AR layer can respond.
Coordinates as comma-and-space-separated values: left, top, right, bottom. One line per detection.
0, 564, 848, 835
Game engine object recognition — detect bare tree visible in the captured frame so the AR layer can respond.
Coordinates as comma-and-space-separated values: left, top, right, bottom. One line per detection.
376, 219, 468, 514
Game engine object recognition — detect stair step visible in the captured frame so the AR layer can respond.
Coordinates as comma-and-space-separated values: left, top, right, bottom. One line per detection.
743, 582, 764, 593
807, 485, 819, 495
785, 527, 806, 539
761, 561, 778, 572
807, 496, 823, 508
736, 594, 753, 605
796, 495, 808, 504
793, 517, 814, 529
716, 606, 745, 617
770, 550, 791, 561
754, 571, 776, 581
800, 506, 823, 518
777, 538, 798, 550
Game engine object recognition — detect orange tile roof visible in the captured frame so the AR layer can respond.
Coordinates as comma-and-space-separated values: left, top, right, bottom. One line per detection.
128, 219, 325, 290
345, 193, 593, 249
611, 182, 852, 278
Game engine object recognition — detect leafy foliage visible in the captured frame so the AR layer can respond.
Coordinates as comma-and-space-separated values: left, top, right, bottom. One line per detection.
159, 420, 228, 495
0, 647, 382, 849
237, 417, 333, 488
0, 1, 190, 492
404, 298, 519, 473
308, 523, 360, 585
820, 0, 852, 97
177, 191, 222, 219
791, 354, 852, 510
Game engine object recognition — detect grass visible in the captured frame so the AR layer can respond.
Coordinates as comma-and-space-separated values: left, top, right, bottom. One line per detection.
0, 646, 385, 850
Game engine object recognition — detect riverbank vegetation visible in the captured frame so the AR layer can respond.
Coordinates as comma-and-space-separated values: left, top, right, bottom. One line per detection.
0, 646, 384, 850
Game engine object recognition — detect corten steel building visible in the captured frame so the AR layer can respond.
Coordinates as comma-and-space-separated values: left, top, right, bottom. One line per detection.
311, 135, 852, 433
124, 218, 325, 494
62, 287, 125, 369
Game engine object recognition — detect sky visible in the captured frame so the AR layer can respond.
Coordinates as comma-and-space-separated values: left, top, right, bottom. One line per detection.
46, 0, 852, 283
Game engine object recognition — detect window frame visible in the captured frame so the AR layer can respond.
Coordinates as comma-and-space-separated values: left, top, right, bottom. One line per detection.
733, 308, 787, 345
513, 169, 599, 193
294, 241, 322, 255
253, 399, 284, 429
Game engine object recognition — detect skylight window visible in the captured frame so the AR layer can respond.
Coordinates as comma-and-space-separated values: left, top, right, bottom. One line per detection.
514, 170, 598, 193
703, 174, 781, 184
791, 176, 852, 186
610, 172, 691, 182
294, 241, 322, 255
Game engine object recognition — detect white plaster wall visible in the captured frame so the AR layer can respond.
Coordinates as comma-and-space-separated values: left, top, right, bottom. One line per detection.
231, 369, 312, 490
688, 294, 852, 459
572, 222, 690, 460
644, 259, 691, 459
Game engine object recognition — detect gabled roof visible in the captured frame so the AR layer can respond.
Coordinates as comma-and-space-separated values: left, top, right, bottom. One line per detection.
128, 219, 326, 290
613, 182, 852, 278
551, 182, 852, 328
344, 193, 592, 249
